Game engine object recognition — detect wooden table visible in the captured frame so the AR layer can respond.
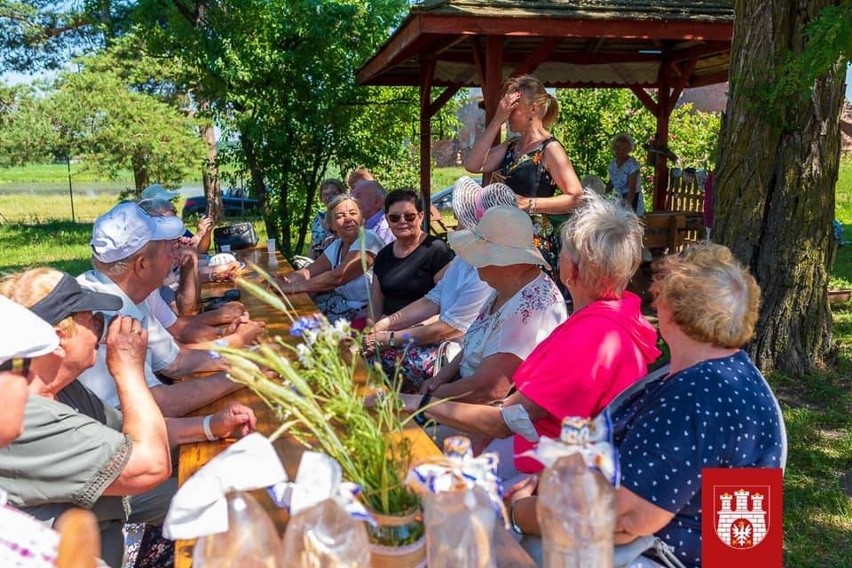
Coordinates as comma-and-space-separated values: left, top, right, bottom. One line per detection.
176, 247, 535, 568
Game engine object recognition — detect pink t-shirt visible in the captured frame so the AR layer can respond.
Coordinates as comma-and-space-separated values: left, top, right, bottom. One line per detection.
513, 292, 661, 472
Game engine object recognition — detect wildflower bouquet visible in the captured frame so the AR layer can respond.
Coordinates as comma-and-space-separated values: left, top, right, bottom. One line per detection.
216, 269, 420, 517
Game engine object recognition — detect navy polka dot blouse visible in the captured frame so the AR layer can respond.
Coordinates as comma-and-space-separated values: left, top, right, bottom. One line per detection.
611, 350, 784, 567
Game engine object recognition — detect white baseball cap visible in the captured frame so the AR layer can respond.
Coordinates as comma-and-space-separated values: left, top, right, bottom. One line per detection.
0, 296, 59, 365
91, 202, 186, 263
141, 183, 180, 201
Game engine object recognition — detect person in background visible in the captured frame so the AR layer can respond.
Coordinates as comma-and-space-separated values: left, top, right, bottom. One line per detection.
346, 166, 375, 189
369, 189, 453, 321
465, 74, 583, 269
351, 179, 395, 245
274, 194, 385, 324
140, 184, 212, 253
0, 268, 256, 567
606, 133, 645, 214
310, 179, 346, 259
505, 243, 786, 568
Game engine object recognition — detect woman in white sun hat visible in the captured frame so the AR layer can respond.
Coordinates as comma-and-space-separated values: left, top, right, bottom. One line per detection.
417, 203, 567, 408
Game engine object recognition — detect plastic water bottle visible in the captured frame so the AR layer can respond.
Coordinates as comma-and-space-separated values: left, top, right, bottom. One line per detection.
537, 420, 616, 568
422, 436, 497, 568
279, 498, 371, 567
193, 491, 280, 568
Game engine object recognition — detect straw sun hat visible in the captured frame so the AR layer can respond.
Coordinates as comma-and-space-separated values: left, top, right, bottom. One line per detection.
449, 204, 549, 269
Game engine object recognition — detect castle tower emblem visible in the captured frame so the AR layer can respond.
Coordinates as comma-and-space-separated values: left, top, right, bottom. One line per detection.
714, 486, 770, 549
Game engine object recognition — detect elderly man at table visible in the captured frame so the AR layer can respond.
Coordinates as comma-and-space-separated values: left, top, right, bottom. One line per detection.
351, 179, 395, 245
76, 202, 249, 417
138, 198, 266, 348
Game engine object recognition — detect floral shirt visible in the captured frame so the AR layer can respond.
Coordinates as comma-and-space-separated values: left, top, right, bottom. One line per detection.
607, 156, 644, 214
310, 212, 331, 254
459, 272, 566, 378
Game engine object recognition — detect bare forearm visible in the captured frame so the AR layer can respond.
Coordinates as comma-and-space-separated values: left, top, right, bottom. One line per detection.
526, 193, 581, 215
160, 348, 226, 378
399, 321, 461, 347
465, 118, 505, 172
433, 373, 508, 404
421, 399, 510, 439
165, 416, 212, 448
375, 298, 440, 332
114, 372, 170, 470
174, 273, 200, 316
150, 373, 241, 417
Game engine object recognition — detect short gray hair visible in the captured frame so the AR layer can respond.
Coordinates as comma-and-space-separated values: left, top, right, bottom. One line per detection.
323, 194, 362, 232
611, 132, 635, 152
560, 192, 643, 296
92, 241, 159, 277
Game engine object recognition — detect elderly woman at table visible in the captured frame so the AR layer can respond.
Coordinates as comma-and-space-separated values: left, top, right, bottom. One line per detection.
0, 268, 257, 567
505, 243, 786, 568
275, 194, 385, 324
408, 193, 660, 481
415, 204, 567, 404
369, 189, 453, 320
365, 178, 516, 390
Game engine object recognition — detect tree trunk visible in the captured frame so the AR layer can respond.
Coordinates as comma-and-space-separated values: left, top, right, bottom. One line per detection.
199, 102, 222, 222
131, 152, 148, 193
714, 0, 845, 375
239, 131, 276, 243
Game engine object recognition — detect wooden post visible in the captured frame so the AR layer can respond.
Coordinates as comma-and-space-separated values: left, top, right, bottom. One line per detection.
482, 36, 503, 185
419, 59, 435, 226
653, 61, 672, 211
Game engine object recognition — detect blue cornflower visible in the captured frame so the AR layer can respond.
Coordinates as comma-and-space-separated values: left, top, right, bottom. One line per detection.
290, 314, 324, 337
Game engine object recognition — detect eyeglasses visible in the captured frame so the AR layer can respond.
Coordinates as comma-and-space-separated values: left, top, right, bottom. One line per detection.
387, 213, 418, 223
0, 358, 31, 376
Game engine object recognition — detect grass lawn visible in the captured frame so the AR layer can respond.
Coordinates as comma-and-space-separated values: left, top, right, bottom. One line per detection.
0, 162, 851, 565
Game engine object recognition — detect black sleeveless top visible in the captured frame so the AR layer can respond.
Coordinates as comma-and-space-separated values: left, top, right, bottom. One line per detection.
497, 136, 559, 198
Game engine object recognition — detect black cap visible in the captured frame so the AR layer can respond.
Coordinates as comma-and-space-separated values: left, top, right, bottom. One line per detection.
29, 273, 123, 325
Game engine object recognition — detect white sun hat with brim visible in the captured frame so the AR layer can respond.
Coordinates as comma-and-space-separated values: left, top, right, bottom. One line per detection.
449, 204, 549, 269
141, 183, 180, 201
451, 176, 517, 230
91, 202, 186, 263
0, 296, 60, 365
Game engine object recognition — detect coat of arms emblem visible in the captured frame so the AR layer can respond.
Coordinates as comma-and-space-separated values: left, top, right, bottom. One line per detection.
714, 486, 770, 548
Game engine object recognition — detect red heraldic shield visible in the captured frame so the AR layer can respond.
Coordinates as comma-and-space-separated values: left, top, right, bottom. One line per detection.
702, 468, 783, 566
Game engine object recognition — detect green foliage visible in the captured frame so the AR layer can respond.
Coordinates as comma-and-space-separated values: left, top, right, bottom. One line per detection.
552, 89, 720, 180
133, 0, 442, 255
0, 84, 58, 166
749, 0, 852, 128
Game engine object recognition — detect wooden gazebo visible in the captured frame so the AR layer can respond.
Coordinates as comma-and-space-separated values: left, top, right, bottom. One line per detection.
356, 0, 733, 212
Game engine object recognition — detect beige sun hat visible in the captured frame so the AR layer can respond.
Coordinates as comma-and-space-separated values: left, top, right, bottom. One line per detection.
449, 204, 549, 269
452, 176, 517, 229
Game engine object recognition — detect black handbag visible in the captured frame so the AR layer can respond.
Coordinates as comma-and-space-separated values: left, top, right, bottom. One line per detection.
213, 222, 258, 251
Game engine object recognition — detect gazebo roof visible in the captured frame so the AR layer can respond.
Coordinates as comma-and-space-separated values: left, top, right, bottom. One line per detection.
357, 0, 734, 89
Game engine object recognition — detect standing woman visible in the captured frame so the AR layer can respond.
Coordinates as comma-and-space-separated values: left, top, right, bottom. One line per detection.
605, 133, 645, 214
465, 75, 583, 269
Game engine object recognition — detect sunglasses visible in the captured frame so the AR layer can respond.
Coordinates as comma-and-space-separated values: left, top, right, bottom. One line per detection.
0, 357, 31, 376
387, 212, 418, 223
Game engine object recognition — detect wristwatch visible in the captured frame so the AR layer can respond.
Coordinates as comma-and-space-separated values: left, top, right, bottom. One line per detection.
413, 391, 432, 426
388, 331, 396, 348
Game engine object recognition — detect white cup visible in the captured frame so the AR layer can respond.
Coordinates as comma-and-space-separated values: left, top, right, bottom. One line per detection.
267, 238, 276, 254
221, 244, 232, 253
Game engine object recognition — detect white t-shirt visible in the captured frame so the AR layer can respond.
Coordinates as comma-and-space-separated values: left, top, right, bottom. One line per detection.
459, 272, 567, 378
322, 230, 385, 308
145, 289, 178, 330
76, 271, 176, 407
425, 257, 493, 333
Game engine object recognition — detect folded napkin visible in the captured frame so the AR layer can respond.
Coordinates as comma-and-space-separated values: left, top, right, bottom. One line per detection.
163, 433, 287, 540
268, 451, 374, 524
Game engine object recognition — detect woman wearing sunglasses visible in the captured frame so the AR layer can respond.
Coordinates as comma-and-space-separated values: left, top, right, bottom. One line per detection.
369, 189, 453, 323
